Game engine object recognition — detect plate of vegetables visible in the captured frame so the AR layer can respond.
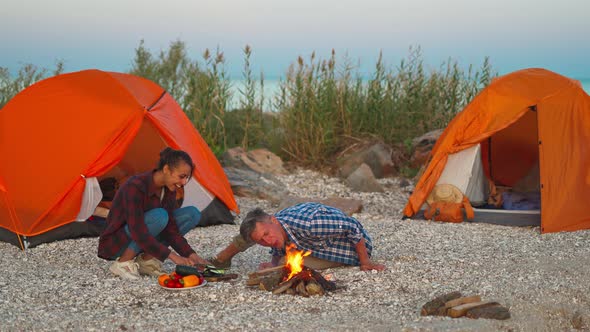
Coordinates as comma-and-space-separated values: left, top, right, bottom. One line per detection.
158, 272, 207, 290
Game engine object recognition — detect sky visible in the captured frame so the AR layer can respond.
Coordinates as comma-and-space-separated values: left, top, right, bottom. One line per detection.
1, 0, 589, 80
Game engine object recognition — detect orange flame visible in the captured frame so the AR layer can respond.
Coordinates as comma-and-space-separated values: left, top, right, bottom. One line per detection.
284, 243, 311, 280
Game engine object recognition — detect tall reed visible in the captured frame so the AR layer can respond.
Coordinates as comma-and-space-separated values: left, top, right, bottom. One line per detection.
2, 42, 495, 170
274, 46, 495, 166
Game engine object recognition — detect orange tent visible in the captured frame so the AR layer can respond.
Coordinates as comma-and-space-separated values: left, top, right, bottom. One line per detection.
404, 68, 590, 233
0, 69, 238, 242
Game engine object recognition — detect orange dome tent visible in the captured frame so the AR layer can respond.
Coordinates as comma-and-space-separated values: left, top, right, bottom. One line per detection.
404, 68, 590, 233
0, 69, 238, 247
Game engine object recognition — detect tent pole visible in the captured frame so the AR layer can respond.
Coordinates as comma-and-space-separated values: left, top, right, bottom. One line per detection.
3, 193, 27, 252
13, 231, 26, 252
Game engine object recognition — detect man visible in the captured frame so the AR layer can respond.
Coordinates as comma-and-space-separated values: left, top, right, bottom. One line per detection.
213, 202, 385, 271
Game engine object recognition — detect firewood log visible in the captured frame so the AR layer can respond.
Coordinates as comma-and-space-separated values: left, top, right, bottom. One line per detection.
246, 277, 261, 287
448, 301, 499, 318
258, 274, 283, 291
296, 281, 309, 297
272, 279, 295, 294
439, 295, 482, 314
465, 305, 510, 320
248, 266, 286, 279
420, 291, 462, 316
305, 281, 324, 296
309, 269, 336, 291
445, 295, 482, 309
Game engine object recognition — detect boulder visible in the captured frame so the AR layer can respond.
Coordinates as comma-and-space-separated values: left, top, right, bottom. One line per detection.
222, 147, 287, 175
278, 196, 363, 216
410, 129, 444, 167
224, 167, 288, 204
337, 143, 395, 179
345, 164, 384, 193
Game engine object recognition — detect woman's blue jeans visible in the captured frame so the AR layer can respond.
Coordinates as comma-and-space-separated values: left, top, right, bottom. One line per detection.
117, 206, 201, 257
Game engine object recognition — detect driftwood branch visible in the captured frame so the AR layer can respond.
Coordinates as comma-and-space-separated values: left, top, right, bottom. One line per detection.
248, 266, 286, 279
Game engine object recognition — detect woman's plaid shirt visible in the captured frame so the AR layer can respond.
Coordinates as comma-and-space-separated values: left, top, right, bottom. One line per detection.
98, 171, 195, 262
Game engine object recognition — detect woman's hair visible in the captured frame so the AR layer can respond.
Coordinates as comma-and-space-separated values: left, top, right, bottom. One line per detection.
239, 208, 272, 241
157, 147, 194, 174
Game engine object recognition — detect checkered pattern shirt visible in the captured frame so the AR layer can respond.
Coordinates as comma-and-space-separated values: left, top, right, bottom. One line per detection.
98, 170, 195, 262
270, 202, 373, 266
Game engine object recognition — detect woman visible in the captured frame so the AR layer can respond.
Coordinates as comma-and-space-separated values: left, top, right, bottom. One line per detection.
98, 147, 209, 280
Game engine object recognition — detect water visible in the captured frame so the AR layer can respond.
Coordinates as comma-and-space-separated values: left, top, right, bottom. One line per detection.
228, 79, 282, 110
228, 77, 590, 111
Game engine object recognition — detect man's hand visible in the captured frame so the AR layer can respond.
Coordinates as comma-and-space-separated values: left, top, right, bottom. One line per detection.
188, 253, 210, 266
360, 261, 386, 271
355, 238, 385, 271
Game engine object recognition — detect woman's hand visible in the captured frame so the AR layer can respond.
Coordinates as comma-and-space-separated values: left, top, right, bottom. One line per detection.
168, 252, 192, 266
188, 253, 210, 266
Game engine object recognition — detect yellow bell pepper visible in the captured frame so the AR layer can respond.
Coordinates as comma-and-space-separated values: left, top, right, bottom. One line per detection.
181, 274, 201, 287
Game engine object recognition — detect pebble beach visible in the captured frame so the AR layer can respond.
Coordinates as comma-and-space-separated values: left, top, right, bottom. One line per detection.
1, 169, 589, 331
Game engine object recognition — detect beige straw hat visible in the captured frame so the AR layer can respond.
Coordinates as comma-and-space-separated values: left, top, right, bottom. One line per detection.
426, 184, 464, 204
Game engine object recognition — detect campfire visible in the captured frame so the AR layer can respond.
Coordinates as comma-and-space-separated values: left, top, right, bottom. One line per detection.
246, 244, 337, 296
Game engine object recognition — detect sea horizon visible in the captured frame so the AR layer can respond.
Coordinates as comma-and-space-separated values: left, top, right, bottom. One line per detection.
227, 77, 590, 110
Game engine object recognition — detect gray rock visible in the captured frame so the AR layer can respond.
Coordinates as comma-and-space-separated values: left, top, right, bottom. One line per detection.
222, 147, 287, 175
410, 129, 444, 167
337, 143, 395, 179
345, 163, 384, 192
224, 166, 288, 203
277, 195, 363, 216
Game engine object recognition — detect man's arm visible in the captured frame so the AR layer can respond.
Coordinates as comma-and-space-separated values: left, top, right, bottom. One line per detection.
355, 238, 385, 271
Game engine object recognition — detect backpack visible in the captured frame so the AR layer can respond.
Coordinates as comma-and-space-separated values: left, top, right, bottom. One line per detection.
424, 195, 475, 223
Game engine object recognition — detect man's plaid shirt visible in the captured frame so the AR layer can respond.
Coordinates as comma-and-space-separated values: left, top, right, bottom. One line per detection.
270, 202, 373, 266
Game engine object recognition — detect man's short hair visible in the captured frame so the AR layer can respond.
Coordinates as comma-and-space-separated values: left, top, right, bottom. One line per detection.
240, 208, 272, 241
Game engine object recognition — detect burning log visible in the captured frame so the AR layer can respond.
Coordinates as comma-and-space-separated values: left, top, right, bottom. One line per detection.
246, 244, 337, 297
295, 281, 309, 297
271, 278, 296, 294
305, 281, 324, 296
309, 268, 336, 291
248, 266, 286, 279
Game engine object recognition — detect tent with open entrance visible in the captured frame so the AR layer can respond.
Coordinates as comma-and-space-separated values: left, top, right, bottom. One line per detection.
0, 69, 239, 248
404, 68, 590, 233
